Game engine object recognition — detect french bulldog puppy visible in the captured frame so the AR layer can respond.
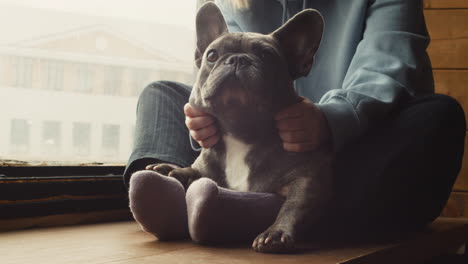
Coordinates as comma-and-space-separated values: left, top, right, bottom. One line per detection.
156, 2, 332, 253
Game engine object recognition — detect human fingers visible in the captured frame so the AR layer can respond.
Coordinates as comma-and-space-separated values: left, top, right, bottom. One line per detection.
278, 130, 313, 143
185, 115, 215, 130
184, 103, 208, 117
276, 117, 305, 131
275, 105, 303, 120
198, 133, 221, 148
274, 97, 309, 120
190, 125, 218, 142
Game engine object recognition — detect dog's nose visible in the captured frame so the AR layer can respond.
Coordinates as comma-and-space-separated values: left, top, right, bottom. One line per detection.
224, 54, 252, 67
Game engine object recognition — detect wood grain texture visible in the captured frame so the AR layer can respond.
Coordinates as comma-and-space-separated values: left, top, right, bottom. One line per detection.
424, 0, 468, 9
0, 209, 132, 231
1, 219, 467, 264
425, 10, 468, 69
432, 70, 468, 192
442, 192, 468, 217
433, 70, 468, 124
427, 39, 468, 69
453, 135, 468, 191
425, 10, 468, 39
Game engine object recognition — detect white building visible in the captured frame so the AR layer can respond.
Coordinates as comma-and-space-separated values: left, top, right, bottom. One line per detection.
0, 5, 195, 165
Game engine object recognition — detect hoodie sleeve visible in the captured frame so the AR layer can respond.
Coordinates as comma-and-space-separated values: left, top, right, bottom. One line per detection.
316, 0, 434, 151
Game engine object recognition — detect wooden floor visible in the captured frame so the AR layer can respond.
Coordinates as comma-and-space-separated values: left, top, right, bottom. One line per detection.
1, 218, 467, 264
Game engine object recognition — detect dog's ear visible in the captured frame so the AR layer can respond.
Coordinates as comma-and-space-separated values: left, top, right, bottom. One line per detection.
195, 2, 229, 68
272, 9, 324, 79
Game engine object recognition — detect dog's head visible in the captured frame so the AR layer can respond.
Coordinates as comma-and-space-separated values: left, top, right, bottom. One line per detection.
190, 2, 323, 134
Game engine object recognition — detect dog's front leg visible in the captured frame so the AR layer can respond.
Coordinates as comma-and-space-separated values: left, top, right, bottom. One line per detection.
252, 166, 332, 253
154, 164, 202, 190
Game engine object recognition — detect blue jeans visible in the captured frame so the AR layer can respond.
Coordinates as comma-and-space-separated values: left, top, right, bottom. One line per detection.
124, 80, 466, 233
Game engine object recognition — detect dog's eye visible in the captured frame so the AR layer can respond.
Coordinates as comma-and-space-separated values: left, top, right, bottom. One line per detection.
260, 48, 275, 59
206, 50, 218, 63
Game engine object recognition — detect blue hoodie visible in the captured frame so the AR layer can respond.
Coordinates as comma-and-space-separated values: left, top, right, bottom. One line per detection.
214, 0, 434, 151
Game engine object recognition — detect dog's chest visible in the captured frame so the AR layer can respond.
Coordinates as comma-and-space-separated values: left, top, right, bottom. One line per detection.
223, 135, 251, 191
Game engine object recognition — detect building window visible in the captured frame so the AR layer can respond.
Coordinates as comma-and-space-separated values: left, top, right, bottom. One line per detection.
42, 121, 61, 155
0, 2, 196, 165
131, 69, 151, 96
46, 61, 64, 91
14, 57, 34, 89
75, 64, 94, 93
10, 119, 31, 155
130, 125, 135, 148
104, 66, 123, 96
102, 124, 120, 157
0, 55, 7, 87
73, 122, 91, 157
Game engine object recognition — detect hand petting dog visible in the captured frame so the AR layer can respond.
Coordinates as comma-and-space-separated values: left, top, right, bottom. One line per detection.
185, 97, 331, 152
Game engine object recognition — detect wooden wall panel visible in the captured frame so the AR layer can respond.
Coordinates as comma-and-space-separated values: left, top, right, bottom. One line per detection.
427, 39, 468, 69
433, 70, 468, 191
433, 70, 468, 122
442, 191, 468, 217
424, 10, 468, 38
453, 133, 468, 191
424, 0, 468, 9
425, 0, 468, 217
425, 10, 468, 69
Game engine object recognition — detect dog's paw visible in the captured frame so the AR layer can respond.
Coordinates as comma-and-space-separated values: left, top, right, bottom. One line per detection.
252, 228, 295, 253
168, 169, 191, 189
150, 163, 177, 176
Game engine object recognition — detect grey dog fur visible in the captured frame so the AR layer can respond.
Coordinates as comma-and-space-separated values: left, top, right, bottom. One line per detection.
156, 2, 333, 253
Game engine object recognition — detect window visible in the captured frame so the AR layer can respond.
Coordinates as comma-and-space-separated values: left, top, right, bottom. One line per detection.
10, 119, 31, 155
14, 57, 34, 89
42, 121, 62, 155
0, 56, 7, 87
104, 66, 123, 96
131, 69, 151, 96
75, 64, 94, 93
102, 124, 120, 158
46, 60, 64, 91
0, 0, 197, 229
0, 1, 195, 166
73, 122, 91, 157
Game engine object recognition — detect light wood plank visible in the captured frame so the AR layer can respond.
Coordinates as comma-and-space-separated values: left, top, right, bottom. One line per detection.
424, 0, 468, 9
434, 70, 468, 95
0, 209, 132, 231
442, 191, 468, 217
428, 39, 468, 69
453, 135, 468, 191
0, 221, 195, 264
425, 10, 468, 40
433, 70, 468, 191
424, 10, 468, 69
433, 70, 468, 124
1, 219, 466, 264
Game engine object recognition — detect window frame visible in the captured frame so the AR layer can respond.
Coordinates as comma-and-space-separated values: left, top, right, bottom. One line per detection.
0, 165, 130, 227
0, 1, 200, 229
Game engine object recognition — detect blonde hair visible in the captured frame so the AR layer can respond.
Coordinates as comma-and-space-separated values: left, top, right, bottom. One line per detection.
198, 0, 250, 11
230, 0, 250, 10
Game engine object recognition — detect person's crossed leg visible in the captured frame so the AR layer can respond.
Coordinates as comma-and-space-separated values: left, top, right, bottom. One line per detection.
125, 81, 466, 245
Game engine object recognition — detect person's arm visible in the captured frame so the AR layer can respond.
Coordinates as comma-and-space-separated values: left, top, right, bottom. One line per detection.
317, 0, 434, 151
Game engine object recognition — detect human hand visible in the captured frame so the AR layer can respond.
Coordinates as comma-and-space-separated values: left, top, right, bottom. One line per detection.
184, 103, 220, 148
275, 97, 331, 152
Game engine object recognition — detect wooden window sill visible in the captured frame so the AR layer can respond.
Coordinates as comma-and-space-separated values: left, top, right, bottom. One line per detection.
1, 217, 467, 264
